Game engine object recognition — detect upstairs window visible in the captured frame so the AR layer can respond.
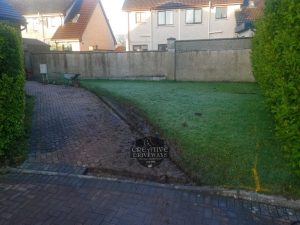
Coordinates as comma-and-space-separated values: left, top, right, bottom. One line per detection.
72, 14, 80, 23
136, 12, 147, 23
49, 17, 61, 27
186, 9, 202, 24
216, 7, 227, 19
33, 18, 40, 31
158, 10, 173, 25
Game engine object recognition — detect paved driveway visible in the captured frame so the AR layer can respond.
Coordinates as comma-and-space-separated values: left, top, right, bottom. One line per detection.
0, 172, 298, 225
24, 82, 186, 182
0, 81, 298, 225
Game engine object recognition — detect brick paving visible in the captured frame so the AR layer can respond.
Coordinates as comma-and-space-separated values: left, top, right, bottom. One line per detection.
0, 172, 298, 225
24, 81, 187, 181
0, 81, 294, 225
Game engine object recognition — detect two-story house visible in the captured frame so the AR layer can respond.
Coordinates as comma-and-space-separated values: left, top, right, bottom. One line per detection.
8, 0, 116, 51
123, 0, 245, 51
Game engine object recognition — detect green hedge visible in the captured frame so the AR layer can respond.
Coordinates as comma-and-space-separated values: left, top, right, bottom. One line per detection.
252, 0, 300, 174
0, 23, 25, 165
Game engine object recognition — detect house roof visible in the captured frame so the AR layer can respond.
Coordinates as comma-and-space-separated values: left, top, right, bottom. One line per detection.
23, 38, 50, 46
235, 0, 264, 33
7, 0, 74, 15
0, 0, 26, 25
52, 0, 116, 44
236, 7, 263, 26
122, 0, 244, 11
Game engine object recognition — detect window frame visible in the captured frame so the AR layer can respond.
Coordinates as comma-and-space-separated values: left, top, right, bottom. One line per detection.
158, 10, 174, 26
135, 12, 146, 23
132, 45, 148, 52
158, 44, 168, 51
215, 7, 227, 19
185, 8, 202, 24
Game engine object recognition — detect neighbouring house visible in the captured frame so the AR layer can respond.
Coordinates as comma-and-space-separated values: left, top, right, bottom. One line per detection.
123, 0, 247, 51
52, 0, 116, 51
0, 0, 26, 26
8, 0, 116, 51
8, 0, 72, 47
235, 0, 264, 37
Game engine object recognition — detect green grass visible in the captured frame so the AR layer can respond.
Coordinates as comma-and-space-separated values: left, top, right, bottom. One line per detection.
5, 95, 35, 166
81, 79, 300, 197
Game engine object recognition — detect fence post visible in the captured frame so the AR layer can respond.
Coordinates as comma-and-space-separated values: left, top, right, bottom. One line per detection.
166, 38, 176, 80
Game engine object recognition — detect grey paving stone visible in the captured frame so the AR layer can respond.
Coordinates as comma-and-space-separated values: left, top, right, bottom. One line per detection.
0, 173, 297, 225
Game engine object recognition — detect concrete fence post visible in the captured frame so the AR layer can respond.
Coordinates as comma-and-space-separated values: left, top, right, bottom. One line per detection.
166, 37, 176, 80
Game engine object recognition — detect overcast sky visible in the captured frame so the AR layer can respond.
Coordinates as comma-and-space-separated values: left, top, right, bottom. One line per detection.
101, 0, 128, 36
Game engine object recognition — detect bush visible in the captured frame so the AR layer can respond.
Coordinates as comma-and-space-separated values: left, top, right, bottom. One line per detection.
0, 23, 25, 165
252, 0, 300, 174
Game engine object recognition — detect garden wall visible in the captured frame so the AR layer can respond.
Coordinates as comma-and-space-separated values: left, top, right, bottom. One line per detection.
31, 51, 168, 80
175, 49, 254, 82
175, 37, 252, 51
30, 38, 255, 82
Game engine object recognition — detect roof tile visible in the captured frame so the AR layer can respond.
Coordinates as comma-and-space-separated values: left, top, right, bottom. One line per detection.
52, 0, 97, 40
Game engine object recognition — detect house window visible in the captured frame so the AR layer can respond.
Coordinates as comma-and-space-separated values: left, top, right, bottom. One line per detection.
216, 7, 227, 19
133, 45, 148, 51
89, 45, 98, 51
72, 14, 80, 23
186, 9, 202, 24
158, 10, 173, 25
158, 44, 167, 51
62, 44, 72, 51
136, 12, 146, 23
33, 18, 40, 31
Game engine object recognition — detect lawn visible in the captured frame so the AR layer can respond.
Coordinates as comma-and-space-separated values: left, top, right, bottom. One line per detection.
81, 80, 299, 197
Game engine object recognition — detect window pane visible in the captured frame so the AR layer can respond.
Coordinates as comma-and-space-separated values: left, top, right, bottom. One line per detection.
216, 7, 227, 19
216, 8, 221, 18
195, 9, 202, 23
186, 9, 194, 23
166, 11, 173, 24
158, 44, 167, 51
141, 45, 148, 51
221, 7, 227, 18
136, 12, 141, 23
133, 45, 148, 51
158, 11, 165, 25
133, 45, 141, 51
141, 12, 146, 22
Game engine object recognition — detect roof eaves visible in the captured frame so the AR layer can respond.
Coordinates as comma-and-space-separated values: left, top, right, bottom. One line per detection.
122, 0, 244, 11
0, 0, 27, 25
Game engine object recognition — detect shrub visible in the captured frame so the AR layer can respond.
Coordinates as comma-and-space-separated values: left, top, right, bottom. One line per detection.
0, 23, 25, 165
252, 0, 300, 174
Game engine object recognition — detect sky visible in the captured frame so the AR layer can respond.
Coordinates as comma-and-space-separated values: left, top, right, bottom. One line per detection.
101, 0, 128, 36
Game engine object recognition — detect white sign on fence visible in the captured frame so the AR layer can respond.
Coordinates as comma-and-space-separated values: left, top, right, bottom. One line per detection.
40, 64, 47, 74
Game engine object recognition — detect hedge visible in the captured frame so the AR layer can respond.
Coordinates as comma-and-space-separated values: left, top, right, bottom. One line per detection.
0, 23, 25, 165
252, 0, 300, 174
